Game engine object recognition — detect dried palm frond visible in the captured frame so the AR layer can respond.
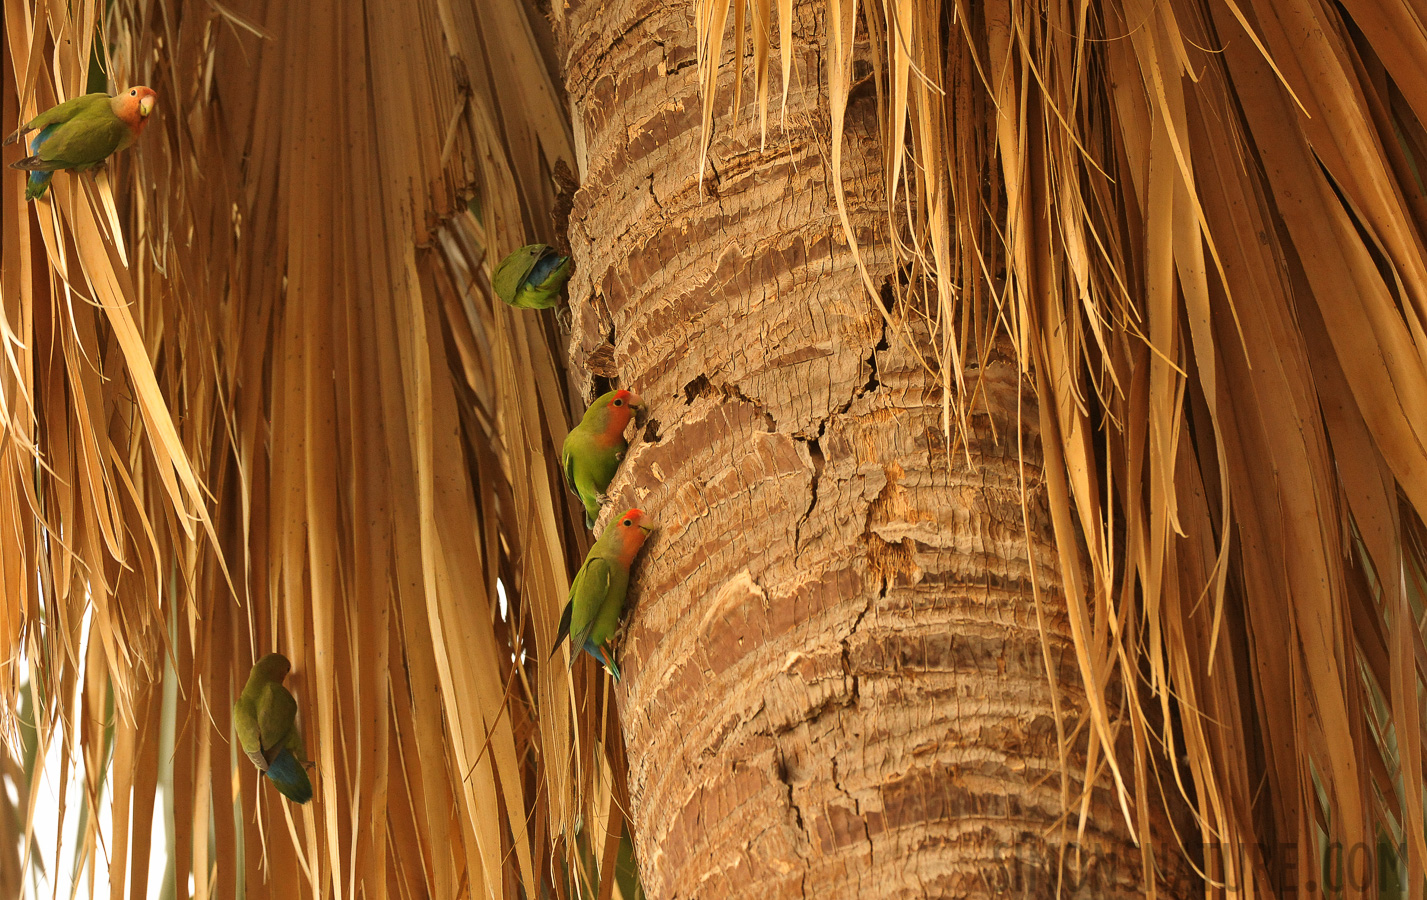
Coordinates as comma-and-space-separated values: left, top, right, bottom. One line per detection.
0, 680, 41, 897
693, 0, 1427, 893
1, 0, 628, 896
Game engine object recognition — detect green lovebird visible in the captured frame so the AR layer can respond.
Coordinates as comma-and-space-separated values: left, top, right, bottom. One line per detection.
562, 389, 642, 529
492, 243, 572, 309
233, 653, 313, 804
5, 86, 157, 200
551, 508, 653, 682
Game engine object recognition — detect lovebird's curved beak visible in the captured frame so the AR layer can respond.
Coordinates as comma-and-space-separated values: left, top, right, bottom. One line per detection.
628, 393, 646, 428
140, 96, 156, 117
639, 522, 654, 536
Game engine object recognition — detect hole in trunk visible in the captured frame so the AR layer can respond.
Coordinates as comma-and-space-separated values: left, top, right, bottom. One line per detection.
683, 374, 711, 404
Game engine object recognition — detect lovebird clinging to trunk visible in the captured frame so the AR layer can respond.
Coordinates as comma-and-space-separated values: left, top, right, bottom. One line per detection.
562, 389, 641, 529
5, 87, 157, 200
492, 243, 571, 309
233, 653, 313, 804
551, 508, 653, 682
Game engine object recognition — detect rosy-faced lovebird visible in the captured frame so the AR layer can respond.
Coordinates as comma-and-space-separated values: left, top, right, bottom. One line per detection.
233, 653, 313, 804
5, 87, 157, 200
492, 243, 572, 309
562, 389, 641, 529
551, 508, 653, 682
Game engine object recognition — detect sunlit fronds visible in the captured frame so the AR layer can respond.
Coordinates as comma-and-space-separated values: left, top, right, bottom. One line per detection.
695, 0, 1427, 892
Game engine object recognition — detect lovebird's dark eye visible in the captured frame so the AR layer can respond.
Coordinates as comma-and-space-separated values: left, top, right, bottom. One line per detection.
623, 519, 632, 527
130, 90, 136, 95
613, 398, 623, 407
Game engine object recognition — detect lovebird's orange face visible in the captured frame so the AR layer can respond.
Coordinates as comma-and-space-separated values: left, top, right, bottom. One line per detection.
605, 388, 641, 422
608, 389, 641, 411
612, 508, 653, 561
589, 388, 642, 444
115, 86, 158, 128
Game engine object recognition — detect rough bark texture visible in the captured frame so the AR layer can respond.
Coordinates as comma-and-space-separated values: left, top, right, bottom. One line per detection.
559, 2, 1191, 897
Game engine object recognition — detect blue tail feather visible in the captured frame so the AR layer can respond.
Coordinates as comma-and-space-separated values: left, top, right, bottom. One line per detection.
26, 172, 53, 201
24, 125, 59, 200
30, 124, 58, 152
584, 640, 621, 683
265, 749, 313, 804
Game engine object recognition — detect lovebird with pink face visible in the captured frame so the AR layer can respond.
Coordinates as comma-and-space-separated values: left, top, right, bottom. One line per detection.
6, 86, 157, 200
562, 388, 641, 529
551, 508, 653, 682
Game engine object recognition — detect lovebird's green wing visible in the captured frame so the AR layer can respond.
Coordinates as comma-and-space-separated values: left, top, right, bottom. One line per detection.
551, 552, 599, 658
36, 109, 127, 169
562, 430, 605, 527
561, 439, 578, 496
5, 94, 106, 143
591, 562, 630, 649
256, 682, 299, 765
232, 695, 270, 772
492, 246, 540, 303
569, 556, 612, 657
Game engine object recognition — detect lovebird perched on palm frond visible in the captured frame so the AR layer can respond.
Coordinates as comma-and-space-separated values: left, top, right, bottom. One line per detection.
233, 653, 313, 804
5, 87, 157, 200
492, 243, 571, 309
551, 509, 653, 682
563, 389, 641, 529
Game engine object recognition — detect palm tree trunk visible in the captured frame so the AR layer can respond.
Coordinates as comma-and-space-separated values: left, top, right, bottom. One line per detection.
558, 1, 1193, 896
